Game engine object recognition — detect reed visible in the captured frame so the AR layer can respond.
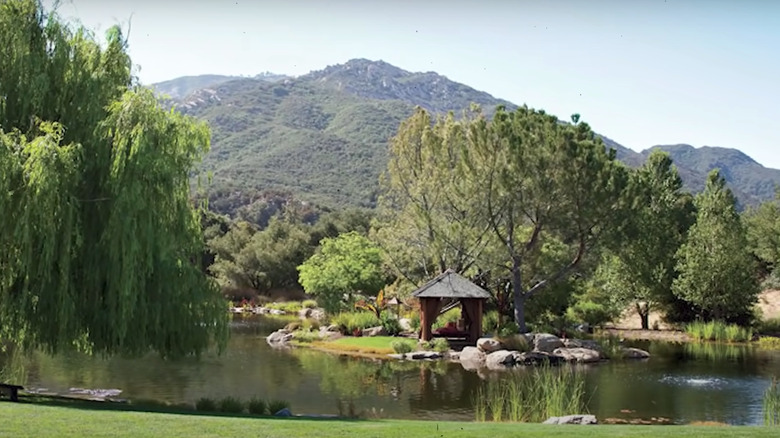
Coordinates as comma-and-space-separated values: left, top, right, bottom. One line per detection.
685, 321, 751, 343
474, 365, 588, 423
764, 377, 780, 426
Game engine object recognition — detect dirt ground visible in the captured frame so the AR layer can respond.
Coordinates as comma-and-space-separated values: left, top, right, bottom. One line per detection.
604, 290, 780, 342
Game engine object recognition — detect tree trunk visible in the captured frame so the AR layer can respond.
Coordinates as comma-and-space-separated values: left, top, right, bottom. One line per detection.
636, 302, 649, 330
511, 257, 527, 333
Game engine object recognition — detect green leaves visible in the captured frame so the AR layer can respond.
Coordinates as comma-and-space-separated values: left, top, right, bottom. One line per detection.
297, 232, 384, 313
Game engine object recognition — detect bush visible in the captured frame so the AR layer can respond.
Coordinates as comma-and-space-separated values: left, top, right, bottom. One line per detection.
391, 340, 414, 354
292, 329, 320, 343
195, 397, 217, 412
267, 301, 303, 313
248, 397, 267, 415
301, 318, 320, 331
499, 335, 530, 352
482, 310, 500, 334
380, 314, 402, 336
409, 313, 421, 332
758, 317, 780, 335
566, 300, 614, 327
218, 396, 245, 413
302, 299, 318, 309
429, 338, 450, 353
432, 308, 460, 330
331, 312, 381, 334
267, 399, 290, 415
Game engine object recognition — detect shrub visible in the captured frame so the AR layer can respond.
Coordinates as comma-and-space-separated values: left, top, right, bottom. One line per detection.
331, 312, 381, 334
482, 311, 500, 334
499, 335, 529, 352
292, 329, 320, 343
218, 396, 245, 413
268, 399, 291, 415
380, 314, 402, 336
195, 397, 217, 412
248, 397, 267, 415
302, 299, 318, 309
758, 317, 780, 335
391, 340, 414, 354
409, 313, 421, 332
429, 338, 450, 353
757, 336, 780, 350
432, 308, 461, 329
301, 318, 320, 331
267, 301, 303, 313
566, 300, 614, 327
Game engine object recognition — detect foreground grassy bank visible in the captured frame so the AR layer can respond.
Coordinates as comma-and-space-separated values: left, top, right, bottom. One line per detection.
0, 402, 777, 438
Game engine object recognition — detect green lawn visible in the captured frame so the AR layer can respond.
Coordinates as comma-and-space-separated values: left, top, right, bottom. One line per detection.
0, 402, 776, 437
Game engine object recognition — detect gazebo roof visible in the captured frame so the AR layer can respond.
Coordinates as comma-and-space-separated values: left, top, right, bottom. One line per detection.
412, 269, 491, 299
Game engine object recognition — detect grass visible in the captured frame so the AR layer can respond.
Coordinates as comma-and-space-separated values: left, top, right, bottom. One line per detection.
765, 378, 780, 426
474, 365, 588, 423
310, 336, 403, 355
266, 301, 304, 314
2, 401, 777, 437
685, 321, 753, 343
330, 312, 381, 334
756, 336, 780, 350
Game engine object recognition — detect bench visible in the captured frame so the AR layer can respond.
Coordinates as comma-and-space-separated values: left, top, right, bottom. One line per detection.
0, 383, 24, 402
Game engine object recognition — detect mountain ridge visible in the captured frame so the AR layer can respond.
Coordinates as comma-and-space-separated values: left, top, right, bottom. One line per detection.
153, 59, 780, 216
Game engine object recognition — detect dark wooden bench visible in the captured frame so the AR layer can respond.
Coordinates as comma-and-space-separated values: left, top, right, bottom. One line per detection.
0, 383, 24, 402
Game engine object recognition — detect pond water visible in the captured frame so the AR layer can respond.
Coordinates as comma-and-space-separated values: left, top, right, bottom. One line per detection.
4, 314, 780, 425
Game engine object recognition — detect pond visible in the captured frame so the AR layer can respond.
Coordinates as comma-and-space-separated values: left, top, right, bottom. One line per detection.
3, 314, 779, 425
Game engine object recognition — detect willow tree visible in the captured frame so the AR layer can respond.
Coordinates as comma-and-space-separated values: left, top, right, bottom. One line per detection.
373, 106, 492, 286
463, 107, 629, 332
0, 0, 227, 358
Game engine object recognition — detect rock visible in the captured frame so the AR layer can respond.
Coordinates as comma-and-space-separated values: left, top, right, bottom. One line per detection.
298, 308, 312, 319
543, 414, 598, 425
459, 346, 486, 370
274, 407, 293, 417
533, 333, 564, 353
308, 308, 327, 321
324, 324, 340, 332
477, 337, 503, 353
514, 351, 566, 366
553, 347, 602, 363
266, 329, 293, 346
398, 318, 413, 331
621, 347, 650, 359
446, 351, 460, 361
361, 326, 387, 337
410, 351, 442, 360
268, 309, 285, 315
485, 350, 516, 369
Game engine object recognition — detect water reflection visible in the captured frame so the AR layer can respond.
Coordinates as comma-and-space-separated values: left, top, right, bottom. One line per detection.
2, 316, 780, 425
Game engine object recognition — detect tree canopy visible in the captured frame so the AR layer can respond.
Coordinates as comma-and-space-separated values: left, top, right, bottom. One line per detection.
0, 0, 227, 358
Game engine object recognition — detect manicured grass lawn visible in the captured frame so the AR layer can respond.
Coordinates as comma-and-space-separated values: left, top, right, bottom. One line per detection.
0, 401, 777, 438
310, 335, 408, 355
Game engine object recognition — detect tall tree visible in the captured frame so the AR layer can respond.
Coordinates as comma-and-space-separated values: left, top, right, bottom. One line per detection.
0, 1, 227, 358
744, 188, 780, 277
672, 170, 758, 321
463, 107, 629, 332
596, 150, 695, 329
373, 107, 491, 284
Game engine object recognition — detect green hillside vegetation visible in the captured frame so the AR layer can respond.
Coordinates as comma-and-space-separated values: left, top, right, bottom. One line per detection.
157, 60, 779, 217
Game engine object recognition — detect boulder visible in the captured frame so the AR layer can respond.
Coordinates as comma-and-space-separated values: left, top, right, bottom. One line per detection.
410, 351, 442, 360
324, 324, 340, 332
268, 309, 285, 315
274, 407, 293, 417
514, 351, 566, 367
485, 350, 516, 369
553, 347, 601, 363
533, 333, 564, 353
398, 318, 413, 331
308, 308, 327, 321
543, 414, 598, 425
477, 337, 503, 353
298, 308, 312, 319
266, 329, 293, 346
361, 326, 387, 337
459, 346, 486, 370
621, 347, 650, 359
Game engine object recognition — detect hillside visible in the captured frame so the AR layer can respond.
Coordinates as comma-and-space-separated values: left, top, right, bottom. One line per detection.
157, 59, 779, 216
151, 72, 289, 99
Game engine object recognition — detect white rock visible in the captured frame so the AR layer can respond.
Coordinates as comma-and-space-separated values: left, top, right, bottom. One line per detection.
459, 346, 486, 370
533, 333, 563, 353
485, 350, 516, 369
477, 337, 503, 353
553, 347, 601, 363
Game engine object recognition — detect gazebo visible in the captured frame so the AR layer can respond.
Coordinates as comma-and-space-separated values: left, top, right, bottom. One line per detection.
412, 269, 491, 343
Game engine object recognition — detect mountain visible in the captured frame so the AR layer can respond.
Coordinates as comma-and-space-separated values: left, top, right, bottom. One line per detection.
642, 145, 780, 206
150, 72, 288, 99
155, 59, 779, 217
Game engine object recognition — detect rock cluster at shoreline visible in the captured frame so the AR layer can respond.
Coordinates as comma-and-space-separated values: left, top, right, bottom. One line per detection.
460, 333, 650, 370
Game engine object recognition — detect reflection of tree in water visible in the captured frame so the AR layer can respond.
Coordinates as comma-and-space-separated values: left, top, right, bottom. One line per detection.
408, 363, 481, 413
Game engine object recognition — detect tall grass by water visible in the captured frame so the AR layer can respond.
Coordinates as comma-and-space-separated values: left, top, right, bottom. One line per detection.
686, 321, 753, 342
474, 365, 588, 422
765, 378, 780, 426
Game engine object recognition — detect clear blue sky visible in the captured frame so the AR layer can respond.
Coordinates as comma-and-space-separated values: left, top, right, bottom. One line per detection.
48, 0, 780, 168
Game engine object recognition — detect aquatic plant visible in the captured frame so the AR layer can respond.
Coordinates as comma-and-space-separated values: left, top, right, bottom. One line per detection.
757, 336, 780, 350
764, 378, 780, 426
685, 321, 751, 343
248, 397, 267, 415
268, 399, 291, 415
195, 397, 217, 412
474, 365, 588, 423
218, 396, 245, 413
